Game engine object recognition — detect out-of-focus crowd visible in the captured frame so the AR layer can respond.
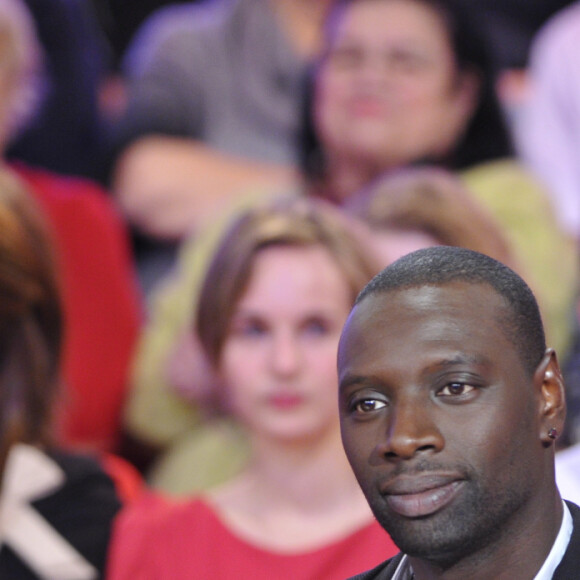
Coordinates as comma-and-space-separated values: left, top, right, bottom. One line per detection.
1, 0, 580, 578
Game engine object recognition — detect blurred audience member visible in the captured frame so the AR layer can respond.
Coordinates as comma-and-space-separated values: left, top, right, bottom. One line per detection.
516, 1, 580, 240
111, 0, 332, 291
107, 198, 397, 579
451, 0, 575, 126
556, 443, 580, 505
92, 0, 189, 65
304, 0, 577, 356
142, 168, 547, 495
0, 170, 122, 579
344, 167, 520, 270
0, 0, 143, 454
123, 0, 577, 484
453, 0, 574, 77
5, 0, 111, 181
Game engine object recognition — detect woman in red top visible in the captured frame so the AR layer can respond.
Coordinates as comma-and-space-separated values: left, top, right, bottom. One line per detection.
108, 198, 398, 579
0, 0, 142, 453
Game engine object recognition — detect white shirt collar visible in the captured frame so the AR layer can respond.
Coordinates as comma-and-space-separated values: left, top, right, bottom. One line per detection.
391, 554, 412, 580
391, 500, 573, 580
0, 444, 98, 580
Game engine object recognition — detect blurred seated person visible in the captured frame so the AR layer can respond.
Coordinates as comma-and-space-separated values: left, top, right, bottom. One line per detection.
107, 198, 398, 579
139, 168, 538, 495
0, 170, 122, 579
516, 1, 580, 240
5, 0, 110, 181
343, 167, 521, 272
304, 0, 577, 359
110, 0, 333, 291
0, 0, 142, 454
450, 0, 575, 131
122, 0, 578, 480
556, 442, 580, 506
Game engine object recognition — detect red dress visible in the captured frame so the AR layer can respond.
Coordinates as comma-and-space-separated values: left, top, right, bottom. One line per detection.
107, 494, 399, 579
12, 163, 142, 452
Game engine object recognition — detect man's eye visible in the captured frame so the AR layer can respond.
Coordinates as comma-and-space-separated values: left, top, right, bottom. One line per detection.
352, 399, 387, 413
437, 383, 475, 397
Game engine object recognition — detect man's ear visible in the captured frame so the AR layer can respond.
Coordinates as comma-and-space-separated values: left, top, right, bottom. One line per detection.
534, 349, 566, 445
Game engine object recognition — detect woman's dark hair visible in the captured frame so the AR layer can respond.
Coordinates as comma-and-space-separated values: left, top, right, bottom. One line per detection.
0, 170, 63, 468
300, 0, 514, 181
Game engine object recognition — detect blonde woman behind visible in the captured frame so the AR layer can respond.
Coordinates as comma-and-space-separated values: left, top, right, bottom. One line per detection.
108, 198, 397, 579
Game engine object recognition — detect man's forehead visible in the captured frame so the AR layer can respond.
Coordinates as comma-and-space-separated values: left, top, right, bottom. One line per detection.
339, 282, 510, 355
357, 281, 504, 317
337, 282, 523, 389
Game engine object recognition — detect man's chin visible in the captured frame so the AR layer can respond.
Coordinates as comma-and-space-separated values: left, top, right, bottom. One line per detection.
373, 506, 478, 563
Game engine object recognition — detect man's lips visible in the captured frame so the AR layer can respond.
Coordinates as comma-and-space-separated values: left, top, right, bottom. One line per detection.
380, 475, 465, 518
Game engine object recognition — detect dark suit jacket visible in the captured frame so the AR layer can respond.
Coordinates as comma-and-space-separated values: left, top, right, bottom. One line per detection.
350, 501, 580, 579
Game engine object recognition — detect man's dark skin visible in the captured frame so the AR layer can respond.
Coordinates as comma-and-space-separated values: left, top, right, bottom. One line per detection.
338, 280, 567, 579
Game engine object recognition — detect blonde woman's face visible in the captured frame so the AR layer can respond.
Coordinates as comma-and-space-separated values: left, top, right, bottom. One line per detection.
314, 0, 477, 169
219, 245, 353, 444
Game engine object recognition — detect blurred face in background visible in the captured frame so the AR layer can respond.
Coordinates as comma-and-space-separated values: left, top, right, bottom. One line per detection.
314, 0, 478, 171
219, 244, 353, 445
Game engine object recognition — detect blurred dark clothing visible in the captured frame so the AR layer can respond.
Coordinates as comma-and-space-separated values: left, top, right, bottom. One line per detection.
92, 0, 192, 66
455, 0, 576, 73
5, 0, 109, 181
0, 447, 122, 579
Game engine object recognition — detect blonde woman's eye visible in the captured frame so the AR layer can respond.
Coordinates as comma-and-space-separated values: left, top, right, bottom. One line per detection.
303, 317, 330, 336
230, 318, 268, 338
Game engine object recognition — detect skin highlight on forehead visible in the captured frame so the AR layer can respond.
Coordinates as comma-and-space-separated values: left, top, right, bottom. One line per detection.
338, 281, 518, 390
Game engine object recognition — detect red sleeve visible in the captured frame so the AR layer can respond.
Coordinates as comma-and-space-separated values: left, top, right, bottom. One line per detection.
13, 164, 143, 452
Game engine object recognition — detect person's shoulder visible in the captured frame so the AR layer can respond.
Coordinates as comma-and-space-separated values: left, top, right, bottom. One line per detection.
348, 553, 404, 580
553, 500, 580, 579
460, 159, 551, 203
42, 449, 122, 509
11, 162, 130, 236
10, 162, 120, 216
48, 448, 113, 480
116, 493, 209, 537
533, 2, 580, 54
124, 0, 242, 73
567, 499, 580, 519
461, 158, 537, 185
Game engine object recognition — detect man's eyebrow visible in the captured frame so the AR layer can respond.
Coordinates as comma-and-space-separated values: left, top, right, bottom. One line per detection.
338, 373, 373, 393
433, 354, 489, 367
420, 353, 492, 376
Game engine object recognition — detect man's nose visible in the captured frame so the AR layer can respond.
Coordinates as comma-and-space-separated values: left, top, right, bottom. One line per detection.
375, 396, 444, 460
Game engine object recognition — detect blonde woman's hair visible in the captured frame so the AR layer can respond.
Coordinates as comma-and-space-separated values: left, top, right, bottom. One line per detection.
345, 167, 519, 270
196, 196, 380, 368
